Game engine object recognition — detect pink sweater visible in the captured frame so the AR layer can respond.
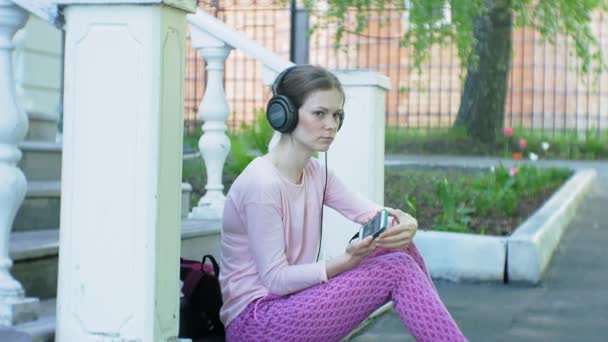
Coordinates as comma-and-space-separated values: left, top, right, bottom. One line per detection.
219, 157, 381, 326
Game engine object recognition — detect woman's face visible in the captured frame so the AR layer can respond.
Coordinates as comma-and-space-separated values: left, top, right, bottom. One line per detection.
292, 88, 344, 153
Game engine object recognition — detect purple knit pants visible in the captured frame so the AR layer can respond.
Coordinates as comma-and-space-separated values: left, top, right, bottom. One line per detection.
226, 244, 467, 342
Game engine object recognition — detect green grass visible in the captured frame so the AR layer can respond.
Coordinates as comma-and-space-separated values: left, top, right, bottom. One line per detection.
385, 126, 608, 159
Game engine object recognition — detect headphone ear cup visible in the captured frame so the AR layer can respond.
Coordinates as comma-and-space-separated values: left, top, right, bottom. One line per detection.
266, 95, 298, 133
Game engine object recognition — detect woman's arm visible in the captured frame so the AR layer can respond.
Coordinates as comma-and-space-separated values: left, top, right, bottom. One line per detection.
326, 254, 356, 278
322, 168, 383, 224
245, 201, 328, 296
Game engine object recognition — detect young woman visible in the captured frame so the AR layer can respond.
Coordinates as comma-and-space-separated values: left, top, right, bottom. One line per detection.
219, 65, 467, 342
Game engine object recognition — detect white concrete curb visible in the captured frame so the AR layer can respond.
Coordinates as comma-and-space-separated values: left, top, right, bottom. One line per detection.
414, 231, 507, 282
507, 169, 597, 283
407, 167, 596, 284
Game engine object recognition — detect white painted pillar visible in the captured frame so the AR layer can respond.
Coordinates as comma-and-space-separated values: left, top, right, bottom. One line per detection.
187, 28, 233, 220
56, 2, 195, 341
320, 70, 390, 259
0, 0, 39, 326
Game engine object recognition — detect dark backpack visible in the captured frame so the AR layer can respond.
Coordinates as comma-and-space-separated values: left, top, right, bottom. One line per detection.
179, 254, 225, 339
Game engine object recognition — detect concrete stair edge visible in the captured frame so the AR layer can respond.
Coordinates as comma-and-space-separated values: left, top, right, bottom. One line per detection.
12, 299, 56, 342
14, 182, 61, 232
11, 218, 221, 262
19, 141, 62, 152
16, 181, 192, 232
18, 141, 62, 182
26, 180, 61, 198
27, 111, 58, 122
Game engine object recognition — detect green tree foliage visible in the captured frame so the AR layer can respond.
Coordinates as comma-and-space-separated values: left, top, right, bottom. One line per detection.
298, 0, 607, 143
303, 0, 606, 73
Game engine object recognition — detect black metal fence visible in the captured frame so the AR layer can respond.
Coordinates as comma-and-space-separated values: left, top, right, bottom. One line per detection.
185, 1, 608, 138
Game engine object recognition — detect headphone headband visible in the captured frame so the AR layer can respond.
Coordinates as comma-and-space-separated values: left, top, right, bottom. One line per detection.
271, 65, 298, 96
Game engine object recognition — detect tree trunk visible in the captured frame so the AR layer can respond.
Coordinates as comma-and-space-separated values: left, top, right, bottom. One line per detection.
454, 0, 512, 144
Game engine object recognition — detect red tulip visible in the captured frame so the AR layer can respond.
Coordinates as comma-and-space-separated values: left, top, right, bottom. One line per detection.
503, 127, 514, 137
512, 153, 522, 160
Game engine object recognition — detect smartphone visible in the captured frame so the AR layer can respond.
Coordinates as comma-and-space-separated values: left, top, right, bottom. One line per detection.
358, 209, 389, 241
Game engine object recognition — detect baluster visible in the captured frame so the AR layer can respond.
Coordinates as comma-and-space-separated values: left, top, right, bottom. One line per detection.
188, 43, 233, 220
0, 0, 39, 325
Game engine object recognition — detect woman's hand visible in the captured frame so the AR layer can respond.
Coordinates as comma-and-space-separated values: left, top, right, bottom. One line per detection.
326, 236, 377, 278
375, 208, 418, 250
346, 235, 377, 261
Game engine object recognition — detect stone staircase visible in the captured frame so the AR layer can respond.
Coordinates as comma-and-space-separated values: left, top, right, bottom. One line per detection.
9, 113, 221, 340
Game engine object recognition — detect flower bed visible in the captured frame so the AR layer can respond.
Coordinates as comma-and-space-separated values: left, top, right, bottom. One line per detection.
384, 164, 571, 236
384, 159, 597, 283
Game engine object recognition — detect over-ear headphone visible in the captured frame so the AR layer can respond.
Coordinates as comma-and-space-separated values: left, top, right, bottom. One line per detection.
266, 65, 345, 133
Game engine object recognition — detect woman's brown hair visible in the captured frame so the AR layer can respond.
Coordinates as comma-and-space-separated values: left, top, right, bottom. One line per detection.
275, 65, 344, 109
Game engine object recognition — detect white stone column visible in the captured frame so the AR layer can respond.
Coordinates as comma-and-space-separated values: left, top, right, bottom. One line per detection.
0, 0, 39, 326
320, 70, 391, 259
56, 2, 195, 341
187, 28, 233, 220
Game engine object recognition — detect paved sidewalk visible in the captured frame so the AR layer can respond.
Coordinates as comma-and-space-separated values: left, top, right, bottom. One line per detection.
349, 156, 608, 342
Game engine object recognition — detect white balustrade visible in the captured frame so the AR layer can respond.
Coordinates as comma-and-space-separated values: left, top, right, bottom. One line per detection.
188, 41, 232, 220
0, 0, 39, 326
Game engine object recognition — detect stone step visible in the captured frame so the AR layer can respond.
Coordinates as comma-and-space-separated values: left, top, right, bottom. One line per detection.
14, 181, 61, 232
11, 230, 59, 300
10, 218, 221, 300
14, 181, 192, 232
180, 218, 221, 261
12, 298, 56, 342
26, 111, 59, 143
18, 141, 62, 182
